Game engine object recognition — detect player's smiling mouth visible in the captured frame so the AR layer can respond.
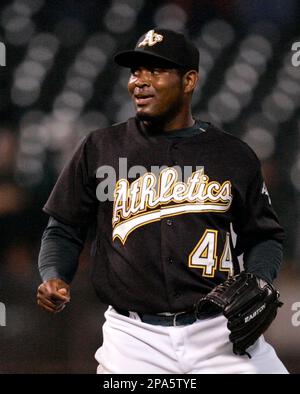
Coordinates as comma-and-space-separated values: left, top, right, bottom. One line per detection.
134, 94, 154, 105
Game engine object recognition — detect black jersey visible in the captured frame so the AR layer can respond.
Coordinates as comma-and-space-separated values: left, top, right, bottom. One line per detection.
43, 117, 284, 313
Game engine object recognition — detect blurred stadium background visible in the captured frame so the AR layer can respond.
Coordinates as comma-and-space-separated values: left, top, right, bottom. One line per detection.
0, 0, 299, 374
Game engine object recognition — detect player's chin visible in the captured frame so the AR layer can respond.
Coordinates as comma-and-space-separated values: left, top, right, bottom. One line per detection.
135, 110, 156, 122
134, 99, 159, 119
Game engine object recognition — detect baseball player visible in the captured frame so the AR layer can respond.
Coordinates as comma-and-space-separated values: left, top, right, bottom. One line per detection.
37, 28, 288, 374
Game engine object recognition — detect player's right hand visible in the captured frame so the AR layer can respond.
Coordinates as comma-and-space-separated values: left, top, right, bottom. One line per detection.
37, 278, 70, 313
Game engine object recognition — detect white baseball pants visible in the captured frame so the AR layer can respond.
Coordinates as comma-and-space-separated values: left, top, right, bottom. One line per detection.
95, 306, 288, 374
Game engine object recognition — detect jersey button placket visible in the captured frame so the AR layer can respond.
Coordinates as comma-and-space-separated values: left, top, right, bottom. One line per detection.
161, 216, 177, 307
170, 142, 179, 166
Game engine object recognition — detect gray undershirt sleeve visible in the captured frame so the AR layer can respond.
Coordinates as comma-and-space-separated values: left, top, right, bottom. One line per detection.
38, 217, 87, 283
244, 239, 283, 283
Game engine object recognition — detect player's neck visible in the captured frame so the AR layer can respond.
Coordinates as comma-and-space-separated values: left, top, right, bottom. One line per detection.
142, 111, 194, 133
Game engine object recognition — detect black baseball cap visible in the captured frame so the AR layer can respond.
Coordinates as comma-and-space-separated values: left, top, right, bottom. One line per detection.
114, 28, 199, 71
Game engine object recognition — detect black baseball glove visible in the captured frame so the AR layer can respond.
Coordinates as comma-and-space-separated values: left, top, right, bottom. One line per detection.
195, 272, 283, 357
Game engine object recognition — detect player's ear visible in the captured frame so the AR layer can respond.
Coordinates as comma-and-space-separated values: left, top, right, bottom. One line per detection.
183, 70, 199, 94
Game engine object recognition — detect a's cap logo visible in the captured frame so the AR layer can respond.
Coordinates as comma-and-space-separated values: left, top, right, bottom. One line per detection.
138, 30, 163, 47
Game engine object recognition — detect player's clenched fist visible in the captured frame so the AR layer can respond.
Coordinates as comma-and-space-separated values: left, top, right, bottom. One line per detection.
37, 278, 70, 313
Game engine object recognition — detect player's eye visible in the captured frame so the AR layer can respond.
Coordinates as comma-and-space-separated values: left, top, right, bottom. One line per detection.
151, 68, 163, 75
130, 67, 139, 75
